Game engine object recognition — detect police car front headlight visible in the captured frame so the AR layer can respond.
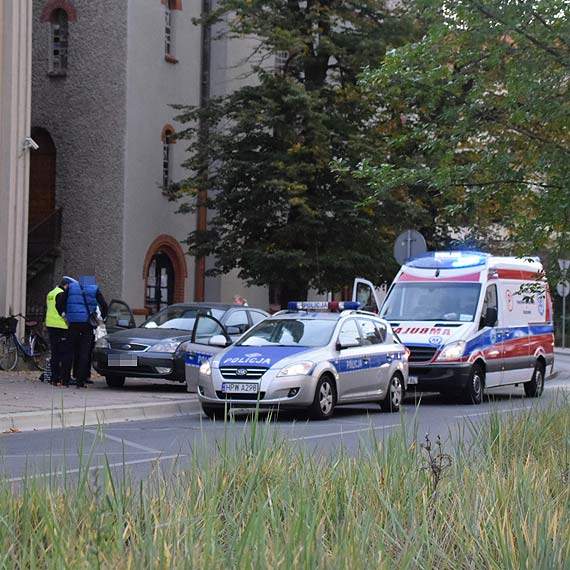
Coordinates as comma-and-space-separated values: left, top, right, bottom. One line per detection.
199, 361, 212, 376
153, 340, 182, 353
95, 337, 109, 349
436, 341, 466, 361
277, 361, 314, 377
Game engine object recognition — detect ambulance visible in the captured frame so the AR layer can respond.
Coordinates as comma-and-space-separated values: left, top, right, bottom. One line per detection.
356, 251, 555, 404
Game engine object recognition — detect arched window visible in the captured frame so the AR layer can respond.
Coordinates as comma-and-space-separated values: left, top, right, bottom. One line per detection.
162, 0, 181, 63
162, 125, 175, 190
49, 9, 69, 75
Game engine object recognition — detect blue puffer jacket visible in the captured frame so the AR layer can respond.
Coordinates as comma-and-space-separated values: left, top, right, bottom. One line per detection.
66, 282, 99, 323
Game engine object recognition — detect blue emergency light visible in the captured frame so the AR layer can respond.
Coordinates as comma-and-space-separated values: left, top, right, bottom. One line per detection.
407, 251, 489, 270
287, 301, 361, 311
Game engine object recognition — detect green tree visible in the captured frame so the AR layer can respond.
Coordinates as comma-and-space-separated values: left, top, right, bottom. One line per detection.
171, 0, 417, 304
352, 0, 570, 270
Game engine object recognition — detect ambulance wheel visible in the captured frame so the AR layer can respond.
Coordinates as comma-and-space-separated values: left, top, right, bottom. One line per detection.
380, 373, 403, 413
464, 364, 484, 405
524, 361, 545, 398
105, 375, 125, 388
309, 376, 336, 420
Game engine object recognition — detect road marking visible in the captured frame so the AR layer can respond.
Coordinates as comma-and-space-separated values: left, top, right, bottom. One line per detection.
85, 429, 162, 454
455, 405, 534, 419
288, 423, 400, 442
6, 454, 185, 483
0, 451, 155, 458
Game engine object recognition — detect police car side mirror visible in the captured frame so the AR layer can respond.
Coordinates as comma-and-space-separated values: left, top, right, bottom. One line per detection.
209, 334, 230, 347
336, 339, 360, 351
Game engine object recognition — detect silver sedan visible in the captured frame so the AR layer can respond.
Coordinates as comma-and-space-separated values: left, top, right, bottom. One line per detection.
197, 304, 409, 420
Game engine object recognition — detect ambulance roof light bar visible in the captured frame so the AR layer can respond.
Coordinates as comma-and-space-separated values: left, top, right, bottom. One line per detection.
287, 301, 361, 312
406, 251, 490, 270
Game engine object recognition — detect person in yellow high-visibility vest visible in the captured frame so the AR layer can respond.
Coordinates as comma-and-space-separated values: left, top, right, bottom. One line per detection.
45, 277, 75, 386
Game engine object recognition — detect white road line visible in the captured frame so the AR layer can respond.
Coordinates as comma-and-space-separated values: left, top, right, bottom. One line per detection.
0, 451, 155, 458
455, 405, 534, 419
6, 454, 185, 483
288, 423, 400, 442
85, 429, 162, 454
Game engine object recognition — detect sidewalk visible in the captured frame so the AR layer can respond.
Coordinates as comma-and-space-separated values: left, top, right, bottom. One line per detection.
0, 370, 200, 433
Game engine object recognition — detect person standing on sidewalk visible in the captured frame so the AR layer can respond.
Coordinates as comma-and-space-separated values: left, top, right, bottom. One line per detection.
57, 276, 108, 389
45, 276, 75, 386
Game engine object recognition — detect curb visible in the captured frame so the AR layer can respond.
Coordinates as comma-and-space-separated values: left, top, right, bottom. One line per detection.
0, 398, 202, 433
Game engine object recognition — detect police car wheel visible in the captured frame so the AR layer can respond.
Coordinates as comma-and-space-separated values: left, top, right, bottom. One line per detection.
309, 376, 336, 420
464, 364, 484, 405
202, 405, 229, 421
380, 374, 403, 413
105, 375, 125, 388
524, 361, 545, 398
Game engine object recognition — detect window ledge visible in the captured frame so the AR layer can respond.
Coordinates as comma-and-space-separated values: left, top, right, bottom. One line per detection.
164, 54, 178, 64
47, 70, 67, 78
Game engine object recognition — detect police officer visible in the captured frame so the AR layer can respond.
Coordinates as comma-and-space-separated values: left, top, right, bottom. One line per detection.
57, 276, 108, 389
45, 276, 74, 386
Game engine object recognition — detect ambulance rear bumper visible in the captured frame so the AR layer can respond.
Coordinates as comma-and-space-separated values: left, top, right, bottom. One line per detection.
408, 364, 472, 392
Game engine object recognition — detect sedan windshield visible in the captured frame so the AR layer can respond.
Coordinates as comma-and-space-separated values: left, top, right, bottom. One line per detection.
237, 318, 337, 348
381, 283, 481, 322
142, 306, 225, 331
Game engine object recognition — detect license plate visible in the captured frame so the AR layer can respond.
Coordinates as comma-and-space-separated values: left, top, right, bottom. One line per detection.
408, 375, 418, 385
221, 382, 259, 394
108, 354, 137, 367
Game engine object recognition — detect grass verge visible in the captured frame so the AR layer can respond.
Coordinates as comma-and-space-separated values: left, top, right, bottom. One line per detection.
2, 402, 570, 569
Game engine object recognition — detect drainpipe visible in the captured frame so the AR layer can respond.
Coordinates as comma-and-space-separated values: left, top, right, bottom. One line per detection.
195, 0, 212, 302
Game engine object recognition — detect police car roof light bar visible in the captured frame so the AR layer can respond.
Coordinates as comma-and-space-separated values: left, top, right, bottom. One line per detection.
287, 301, 361, 312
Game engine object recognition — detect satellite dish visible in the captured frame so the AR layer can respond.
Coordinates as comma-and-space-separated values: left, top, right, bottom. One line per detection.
393, 230, 427, 265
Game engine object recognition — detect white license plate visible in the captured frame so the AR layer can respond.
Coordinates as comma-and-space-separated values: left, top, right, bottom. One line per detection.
108, 354, 138, 367
222, 382, 259, 394
408, 375, 418, 385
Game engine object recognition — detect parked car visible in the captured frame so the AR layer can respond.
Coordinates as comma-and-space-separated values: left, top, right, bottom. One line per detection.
197, 301, 409, 420
93, 303, 269, 388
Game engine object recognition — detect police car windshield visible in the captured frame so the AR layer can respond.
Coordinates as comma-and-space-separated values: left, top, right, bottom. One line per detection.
237, 318, 337, 347
142, 306, 225, 330
381, 283, 481, 322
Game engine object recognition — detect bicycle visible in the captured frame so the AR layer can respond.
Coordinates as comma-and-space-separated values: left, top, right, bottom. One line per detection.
0, 314, 51, 372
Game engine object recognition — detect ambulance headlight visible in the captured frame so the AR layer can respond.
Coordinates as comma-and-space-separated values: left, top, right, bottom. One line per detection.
277, 361, 314, 377
199, 361, 212, 376
436, 341, 466, 361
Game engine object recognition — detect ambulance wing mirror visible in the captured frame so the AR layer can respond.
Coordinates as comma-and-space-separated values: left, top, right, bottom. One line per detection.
481, 307, 498, 328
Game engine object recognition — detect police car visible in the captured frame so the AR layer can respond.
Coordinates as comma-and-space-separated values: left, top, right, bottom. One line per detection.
197, 302, 409, 420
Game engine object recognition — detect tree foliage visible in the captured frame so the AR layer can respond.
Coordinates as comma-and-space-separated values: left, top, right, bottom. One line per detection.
353, 0, 570, 273
171, 0, 417, 302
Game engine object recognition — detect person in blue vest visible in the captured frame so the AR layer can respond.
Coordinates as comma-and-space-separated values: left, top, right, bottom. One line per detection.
56, 275, 108, 388
45, 276, 75, 386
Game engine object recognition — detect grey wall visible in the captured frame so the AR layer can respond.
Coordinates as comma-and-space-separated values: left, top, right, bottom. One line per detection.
31, 0, 128, 300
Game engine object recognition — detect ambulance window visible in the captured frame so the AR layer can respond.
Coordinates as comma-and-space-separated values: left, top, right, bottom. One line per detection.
481, 285, 498, 328
355, 283, 378, 313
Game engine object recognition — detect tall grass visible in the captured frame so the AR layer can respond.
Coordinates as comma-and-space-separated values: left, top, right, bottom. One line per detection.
2, 403, 570, 569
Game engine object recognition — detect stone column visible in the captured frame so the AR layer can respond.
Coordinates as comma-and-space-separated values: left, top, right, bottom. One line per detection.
0, 0, 32, 321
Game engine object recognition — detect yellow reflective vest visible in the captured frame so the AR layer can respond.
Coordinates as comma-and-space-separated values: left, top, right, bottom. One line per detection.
46, 286, 68, 329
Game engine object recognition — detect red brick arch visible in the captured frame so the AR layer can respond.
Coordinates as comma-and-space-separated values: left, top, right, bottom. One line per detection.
40, 0, 78, 22
143, 235, 188, 307
161, 0, 183, 9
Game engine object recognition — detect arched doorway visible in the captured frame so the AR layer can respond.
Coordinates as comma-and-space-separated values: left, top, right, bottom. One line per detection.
145, 251, 175, 313
29, 127, 56, 229
143, 235, 188, 314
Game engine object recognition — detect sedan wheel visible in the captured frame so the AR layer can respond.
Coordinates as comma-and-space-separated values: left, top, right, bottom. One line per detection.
380, 374, 403, 413
309, 376, 335, 420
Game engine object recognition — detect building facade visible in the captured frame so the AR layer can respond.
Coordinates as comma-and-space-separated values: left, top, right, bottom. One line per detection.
26, 0, 269, 319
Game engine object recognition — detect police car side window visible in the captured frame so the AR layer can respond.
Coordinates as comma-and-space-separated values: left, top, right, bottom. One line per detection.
357, 319, 384, 345
225, 310, 250, 333
338, 320, 362, 346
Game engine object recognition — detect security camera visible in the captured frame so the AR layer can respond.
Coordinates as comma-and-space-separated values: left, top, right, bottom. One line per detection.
22, 137, 39, 151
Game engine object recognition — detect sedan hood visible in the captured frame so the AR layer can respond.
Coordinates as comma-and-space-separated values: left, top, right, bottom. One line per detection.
217, 345, 315, 369
104, 327, 191, 346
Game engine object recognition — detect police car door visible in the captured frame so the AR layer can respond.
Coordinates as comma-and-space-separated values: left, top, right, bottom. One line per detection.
334, 318, 373, 401
356, 318, 391, 396
185, 315, 230, 392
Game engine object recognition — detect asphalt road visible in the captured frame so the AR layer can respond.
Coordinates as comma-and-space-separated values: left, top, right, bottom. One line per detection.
2, 353, 569, 485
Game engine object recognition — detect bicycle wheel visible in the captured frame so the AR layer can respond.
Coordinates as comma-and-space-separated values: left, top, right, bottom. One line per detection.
0, 335, 18, 371
31, 334, 51, 372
